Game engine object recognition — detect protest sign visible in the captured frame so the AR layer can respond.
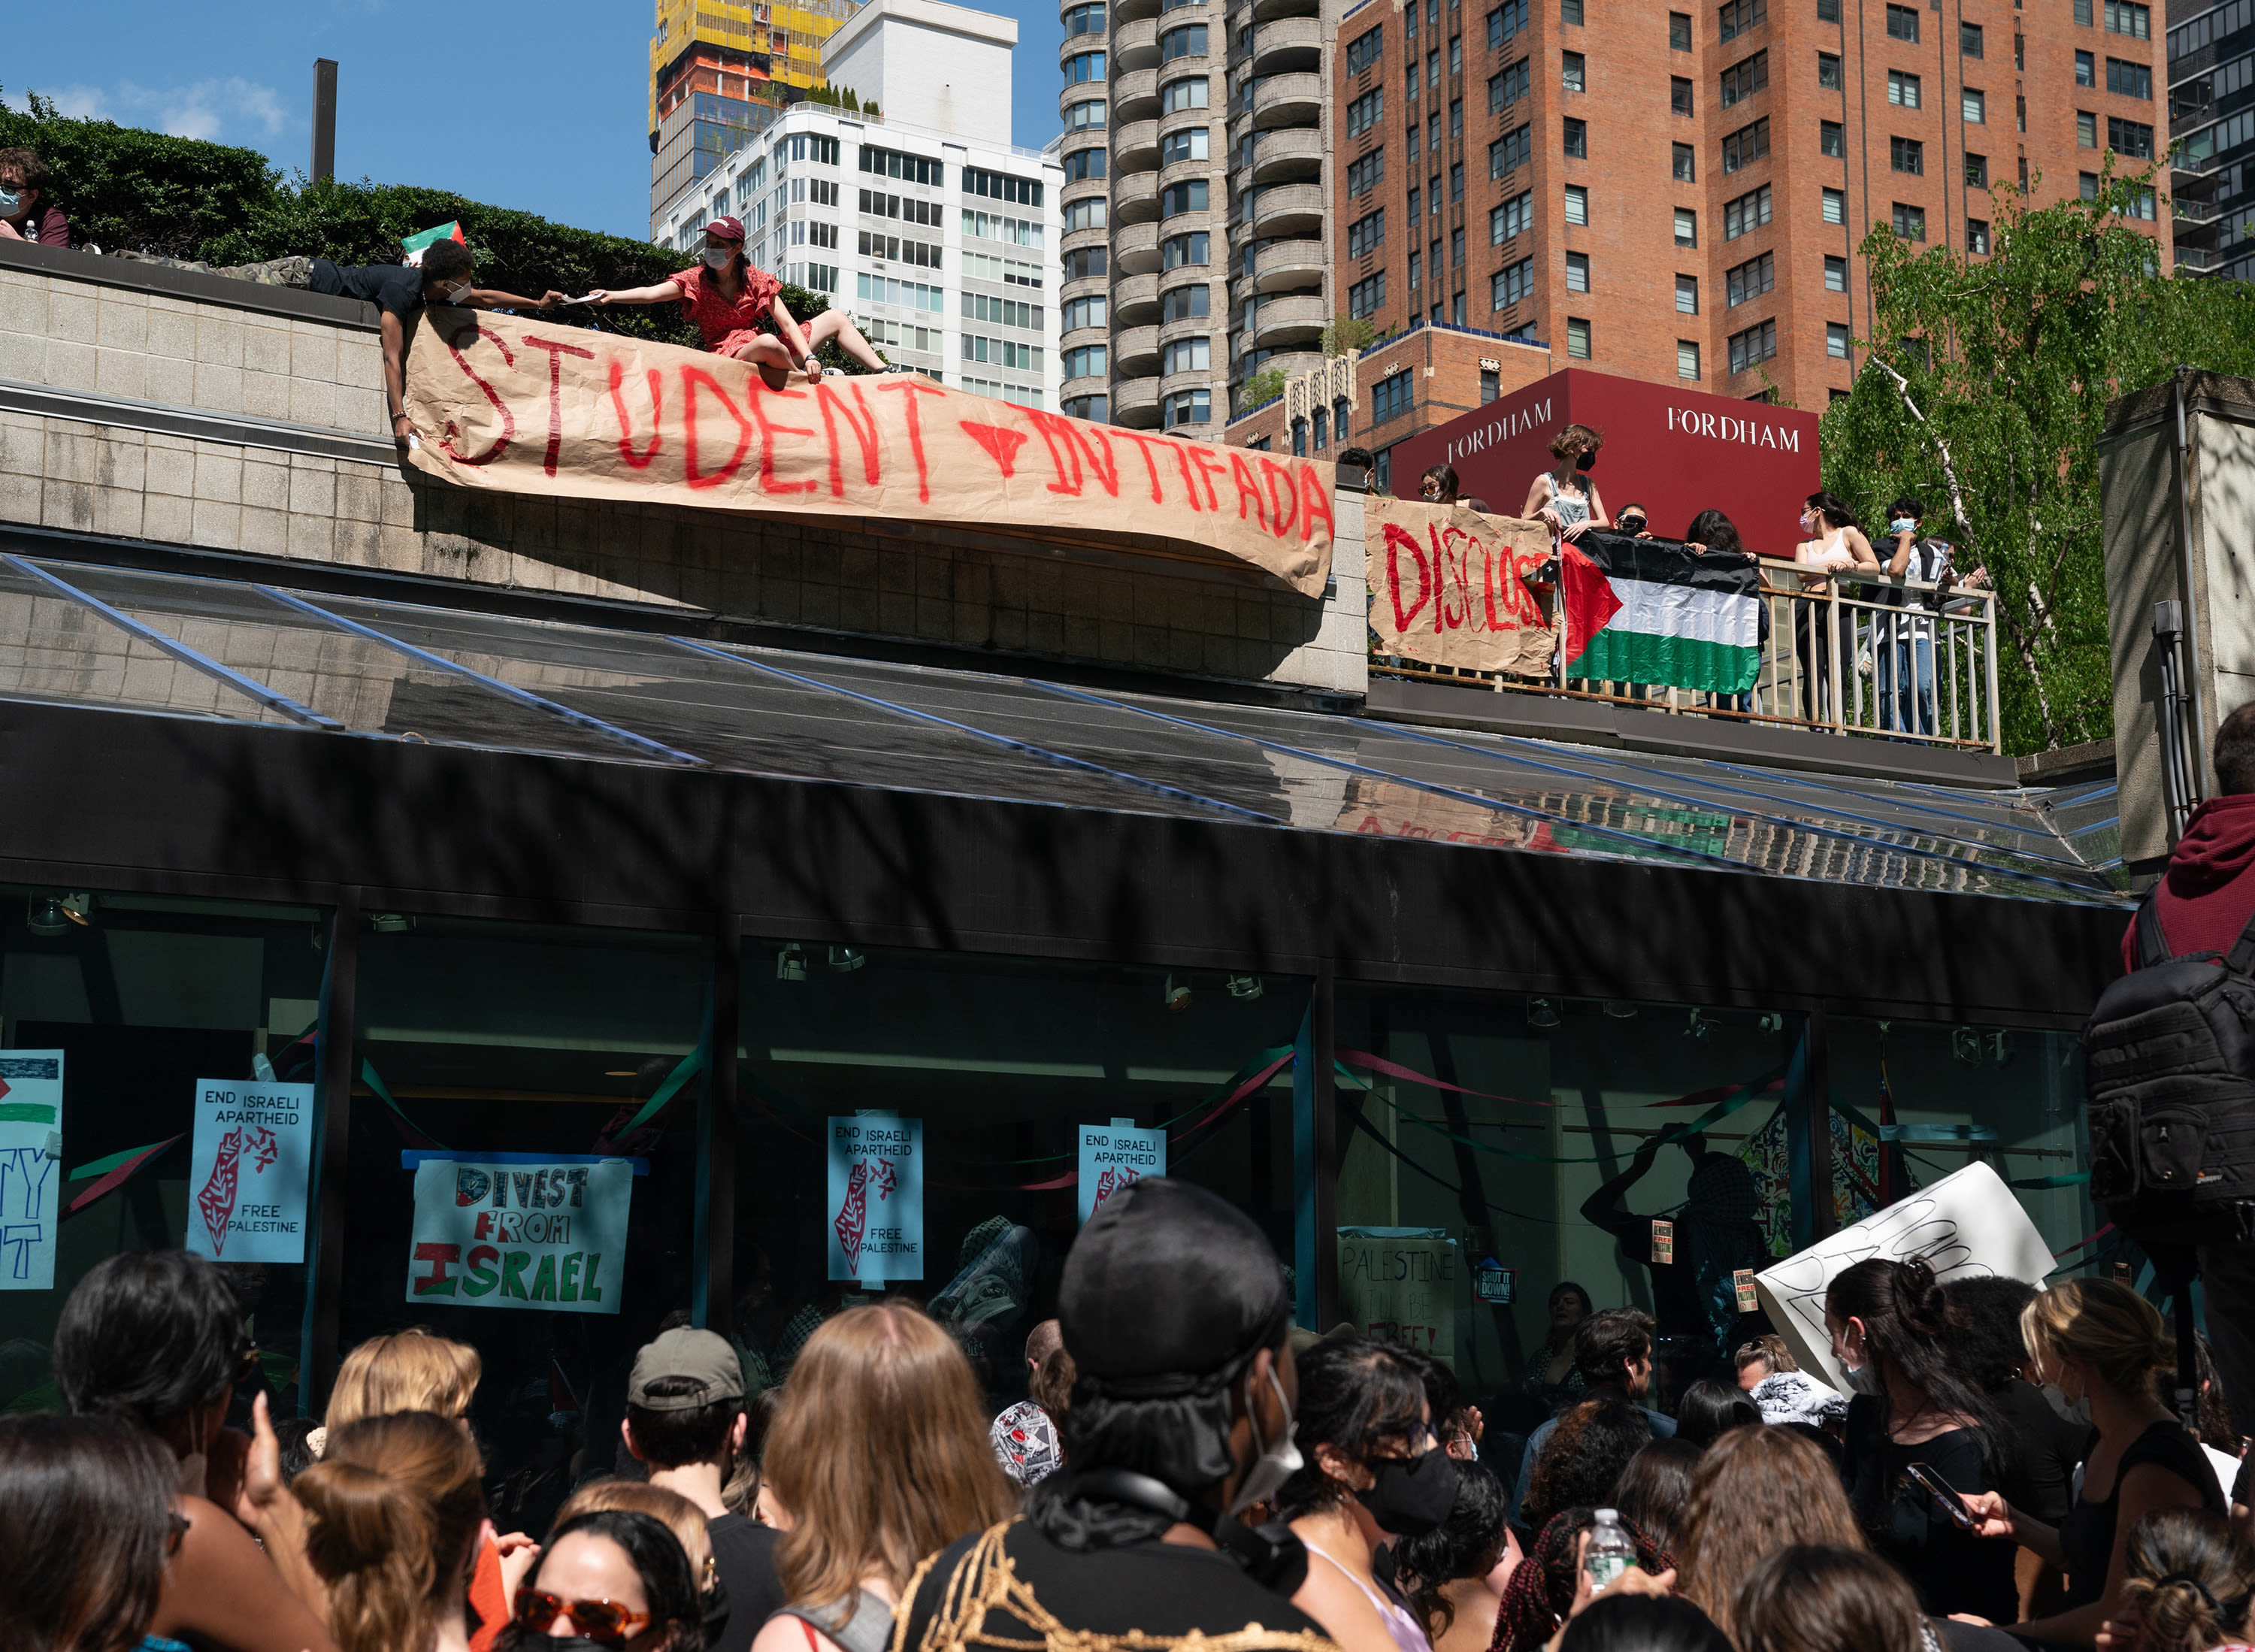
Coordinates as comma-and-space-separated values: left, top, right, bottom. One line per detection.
1078, 1121, 1164, 1225
407, 1155, 632, 1314
401, 317, 1336, 596
185, 1079, 315, 1263
828, 1116, 923, 1284
0, 1052, 62, 1291
1339, 1226, 1459, 1366
1753, 1161, 2052, 1390
1366, 497, 1557, 675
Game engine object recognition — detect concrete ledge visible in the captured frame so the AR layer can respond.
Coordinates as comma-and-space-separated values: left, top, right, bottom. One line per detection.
0, 238, 380, 331
2016, 738, 2117, 788
1365, 674, 2023, 788
0, 377, 398, 466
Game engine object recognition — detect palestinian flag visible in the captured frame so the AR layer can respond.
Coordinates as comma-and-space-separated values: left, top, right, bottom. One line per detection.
400, 222, 465, 266
1562, 531, 1762, 693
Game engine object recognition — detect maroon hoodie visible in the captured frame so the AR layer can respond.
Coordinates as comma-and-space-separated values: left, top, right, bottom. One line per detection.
2122, 793, 2255, 970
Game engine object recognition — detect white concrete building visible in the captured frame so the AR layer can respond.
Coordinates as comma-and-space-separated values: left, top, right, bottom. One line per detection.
652, 0, 1064, 410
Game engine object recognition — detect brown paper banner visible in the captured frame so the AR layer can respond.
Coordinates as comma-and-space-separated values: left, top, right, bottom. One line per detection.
1333, 776, 1560, 853
399, 313, 1336, 596
1366, 495, 1557, 673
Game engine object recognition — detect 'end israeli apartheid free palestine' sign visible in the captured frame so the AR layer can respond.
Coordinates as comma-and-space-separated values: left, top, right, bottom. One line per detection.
407, 1157, 631, 1314
186, 1079, 315, 1264
1078, 1121, 1164, 1225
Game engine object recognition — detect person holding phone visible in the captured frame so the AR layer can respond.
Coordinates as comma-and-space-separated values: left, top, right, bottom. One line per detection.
1826, 1257, 2017, 1626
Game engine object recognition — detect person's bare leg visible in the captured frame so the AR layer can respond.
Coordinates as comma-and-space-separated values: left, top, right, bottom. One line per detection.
730, 334, 798, 390
801, 308, 888, 373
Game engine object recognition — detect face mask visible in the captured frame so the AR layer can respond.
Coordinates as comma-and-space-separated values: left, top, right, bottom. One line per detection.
1576, 451, 1599, 472
0, 188, 19, 214
1839, 1360, 1886, 1399
1890, 519, 1919, 535
438, 280, 473, 304
1355, 1445, 1460, 1537
1619, 518, 1646, 535
704, 247, 735, 269
1227, 1366, 1304, 1517
2042, 1382, 2093, 1427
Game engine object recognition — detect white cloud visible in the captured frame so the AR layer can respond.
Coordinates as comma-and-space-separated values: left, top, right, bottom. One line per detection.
8, 77, 292, 147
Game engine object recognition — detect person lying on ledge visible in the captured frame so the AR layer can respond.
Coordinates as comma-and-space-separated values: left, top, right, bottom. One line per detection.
589, 215, 897, 389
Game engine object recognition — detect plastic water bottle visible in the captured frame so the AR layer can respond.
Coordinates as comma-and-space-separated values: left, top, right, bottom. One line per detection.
1585, 1508, 1635, 1593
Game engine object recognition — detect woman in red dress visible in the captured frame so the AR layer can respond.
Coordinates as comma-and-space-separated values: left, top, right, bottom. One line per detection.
592, 215, 890, 389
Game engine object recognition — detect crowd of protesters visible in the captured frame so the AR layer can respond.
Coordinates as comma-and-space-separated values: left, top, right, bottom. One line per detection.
5, 1179, 2253, 1652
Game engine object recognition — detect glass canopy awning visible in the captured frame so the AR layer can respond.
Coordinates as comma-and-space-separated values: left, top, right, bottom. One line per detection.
0, 550, 2126, 908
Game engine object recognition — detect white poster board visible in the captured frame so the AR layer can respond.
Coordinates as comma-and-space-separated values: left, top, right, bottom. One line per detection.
1753, 1161, 2052, 1391
1338, 1226, 1459, 1367
828, 1116, 924, 1283
0, 1052, 62, 1291
186, 1079, 316, 1263
1078, 1122, 1165, 1224
407, 1156, 633, 1313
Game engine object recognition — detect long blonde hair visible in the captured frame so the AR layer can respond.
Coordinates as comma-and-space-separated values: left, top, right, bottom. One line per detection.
2021, 1278, 2175, 1401
1676, 1426, 1867, 1644
295, 1411, 486, 1652
764, 1304, 1016, 1611
328, 1329, 481, 1430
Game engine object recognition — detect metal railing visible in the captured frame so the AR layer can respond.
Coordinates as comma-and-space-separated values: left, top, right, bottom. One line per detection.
1373, 558, 2005, 755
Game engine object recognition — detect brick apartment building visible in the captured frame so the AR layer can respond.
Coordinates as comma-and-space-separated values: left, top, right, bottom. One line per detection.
1324, 0, 2171, 421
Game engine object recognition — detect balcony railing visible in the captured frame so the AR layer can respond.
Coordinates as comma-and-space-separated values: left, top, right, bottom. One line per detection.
1374, 559, 2005, 755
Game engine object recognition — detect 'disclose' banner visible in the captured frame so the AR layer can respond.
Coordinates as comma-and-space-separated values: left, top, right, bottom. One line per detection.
407, 1157, 632, 1314
1366, 496, 1557, 675
401, 313, 1336, 597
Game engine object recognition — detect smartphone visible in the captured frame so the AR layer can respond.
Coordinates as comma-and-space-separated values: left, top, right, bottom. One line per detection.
1905, 1461, 1978, 1530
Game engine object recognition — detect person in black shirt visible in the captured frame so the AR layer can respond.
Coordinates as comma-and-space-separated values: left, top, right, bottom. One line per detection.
897, 1178, 1339, 1652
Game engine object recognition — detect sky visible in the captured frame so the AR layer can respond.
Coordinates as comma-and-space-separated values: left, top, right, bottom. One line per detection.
4, 0, 1068, 244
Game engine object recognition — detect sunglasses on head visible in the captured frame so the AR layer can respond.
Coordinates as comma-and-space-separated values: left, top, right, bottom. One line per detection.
513, 1589, 654, 1645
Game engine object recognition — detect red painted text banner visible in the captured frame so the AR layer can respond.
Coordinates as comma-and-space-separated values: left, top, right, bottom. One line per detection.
401, 315, 1337, 596
1366, 496, 1556, 673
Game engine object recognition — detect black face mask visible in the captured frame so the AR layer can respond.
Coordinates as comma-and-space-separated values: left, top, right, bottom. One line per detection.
1576, 451, 1599, 472
1355, 1446, 1459, 1537
1618, 516, 1646, 535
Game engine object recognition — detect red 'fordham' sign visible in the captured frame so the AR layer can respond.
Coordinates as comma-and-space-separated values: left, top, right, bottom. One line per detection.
1389, 368, 1820, 558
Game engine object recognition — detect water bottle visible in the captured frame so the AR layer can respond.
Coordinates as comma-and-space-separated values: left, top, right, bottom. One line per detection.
1585, 1508, 1635, 1593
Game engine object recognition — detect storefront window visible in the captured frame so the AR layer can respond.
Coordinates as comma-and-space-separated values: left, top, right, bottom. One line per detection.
732, 945, 1307, 1414
0, 887, 326, 1417
334, 918, 707, 1526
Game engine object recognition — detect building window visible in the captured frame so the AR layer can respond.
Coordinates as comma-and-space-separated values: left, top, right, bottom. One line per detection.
1824, 253, 1847, 290
1162, 388, 1211, 428
1062, 295, 1108, 331
1563, 0, 1585, 20
1063, 50, 1106, 83
1961, 20, 1983, 53
1161, 129, 1209, 166
1161, 77, 1209, 111
1481, 368, 1501, 403
1567, 316, 1592, 358
2122, 186, 2157, 219
1566, 250, 1591, 291
1675, 207, 1699, 245
1491, 58, 1532, 110
1721, 50, 1769, 104
1724, 116, 1771, 171
1161, 286, 1209, 322
1821, 119, 1845, 156
1161, 180, 1209, 216
1492, 188, 1535, 241
1348, 271, 1388, 315
1886, 2, 1919, 38
1311, 407, 1327, 452
1161, 231, 1211, 267
1347, 149, 1388, 196
2080, 171, 2099, 198
1335, 397, 1351, 442
1064, 394, 1108, 421
1675, 274, 1700, 313
1822, 186, 1845, 223
1891, 135, 1924, 174
1563, 50, 1587, 89
1727, 250, 1775, 304
1451, 225, 1466, 265
1887, 69, 1921, 106
1064, 3, 1106, 35
1063, 198, 1109, 231
1371, 368, 1416, 422
1346, 88, 1385, 136
1160, 23, 1207, 58
1429, 49, 1441, 86
1161, 337, 1211, 375
1409, 247, 1423, 287
1491, 254, 1536, 308
2106, 58, 2152, 98
1346, 23, 1385, 71
1450, 162, 1465, 201
1965, 152, 1987, 187
1827, 322, 1851, 357
1489, 0, 1528, 47
1672, 76, 1696, 114
1291, 417, 1307, 455
1064, 98, 1106, 132
1672, 10, 1694, 47
1493, 123, 1533, 175
1966, 218, 1990, 252
1678, 340, 1702, 380
1452, 291, 1467, 324
1818, 0, 1839, 19
1720, 0, 1766, 41
1957, 90, 1986, 127
1565, 183, 1588, 223
1892, 201, 1927, 238
1723, 183, 1772, 238
1674, 141, 1697, 180
1727, 318, 1777, 372
2077, 110, 2097, 146
1451, 97, 1464, 136
2075, 0, 2091, 23
1818, 52, 1842, 87
1565, 117, 1588, 156
2075, 49, 2094, 84
1348, 209, 1386, 257
2109, 117, 2154, 155
1062, 343, 1109, 379
2105, 0, 2149, 35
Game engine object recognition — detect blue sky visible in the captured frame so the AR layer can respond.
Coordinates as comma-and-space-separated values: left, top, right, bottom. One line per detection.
5, 0, 1067, 244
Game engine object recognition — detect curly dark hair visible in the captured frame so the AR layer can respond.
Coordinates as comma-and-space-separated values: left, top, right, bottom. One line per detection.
1394, 1465, 1509, 1640
1276, 1336, 1457, 1518
1942, 1276, 2039, 1390
1523, 1399, 1653, 1533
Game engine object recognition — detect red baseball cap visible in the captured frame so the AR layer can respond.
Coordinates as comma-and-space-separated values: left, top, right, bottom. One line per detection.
702, 216, 746, 243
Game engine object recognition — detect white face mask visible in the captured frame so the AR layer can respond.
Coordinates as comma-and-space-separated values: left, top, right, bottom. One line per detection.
1839, 1360, 1887, 1398
1227, 1364, 1303, 1517
2042, 1381, 2093, 1427
703, 247, 735, 270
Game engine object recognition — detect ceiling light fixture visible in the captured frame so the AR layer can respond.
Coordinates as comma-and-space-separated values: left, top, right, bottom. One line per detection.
1527, 997, 1560, 1030
1163, 974, 1191, 1012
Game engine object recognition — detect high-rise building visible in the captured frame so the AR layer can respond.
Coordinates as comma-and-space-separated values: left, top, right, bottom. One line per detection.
1332, 0, 2169, 409
2166, 1, 2250, 277
649, 0, 859, 234
652, 0, 1064, 410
